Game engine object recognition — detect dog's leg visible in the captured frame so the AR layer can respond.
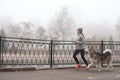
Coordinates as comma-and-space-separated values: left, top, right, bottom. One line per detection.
95, 63, 98, 68
105, 63, 110, 70
88, 62, 94, 68
105, 61, 113, 70
98, 63, 102, 71
110, 62, 113, 68
110, 62, 113, 69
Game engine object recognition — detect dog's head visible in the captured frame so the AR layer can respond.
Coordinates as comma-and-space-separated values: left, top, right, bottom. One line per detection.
86, 46, 97, 58
88, 46, 95, 54
85, 48, 90, 54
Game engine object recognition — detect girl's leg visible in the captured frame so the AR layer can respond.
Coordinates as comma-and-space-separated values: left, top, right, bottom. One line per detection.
73, 49, 80, 64
80, 49, 88, 66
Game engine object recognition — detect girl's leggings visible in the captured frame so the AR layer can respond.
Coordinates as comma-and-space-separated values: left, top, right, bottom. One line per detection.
73, 49, 88, 66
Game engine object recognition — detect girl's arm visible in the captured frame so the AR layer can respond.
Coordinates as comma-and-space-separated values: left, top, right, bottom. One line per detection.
75, 36, 85, 44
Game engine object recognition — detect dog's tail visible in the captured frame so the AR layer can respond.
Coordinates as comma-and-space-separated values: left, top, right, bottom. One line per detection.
103, 49, 112, 54
103, 49, 113, 65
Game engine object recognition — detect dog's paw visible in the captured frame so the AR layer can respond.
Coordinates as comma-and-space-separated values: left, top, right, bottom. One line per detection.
98, 69, 101, 72
96, 65, 98, 68
105, 69, 108, 71
110, 67, 114, 71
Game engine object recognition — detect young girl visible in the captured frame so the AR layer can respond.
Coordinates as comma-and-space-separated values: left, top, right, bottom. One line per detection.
73, 28, 89, 70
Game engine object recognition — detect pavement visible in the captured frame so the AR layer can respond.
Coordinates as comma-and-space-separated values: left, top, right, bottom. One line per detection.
0, 67, 120, 80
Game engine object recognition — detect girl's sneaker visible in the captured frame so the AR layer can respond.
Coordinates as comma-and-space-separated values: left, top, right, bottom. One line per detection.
75, 64, 81, 69
84, 66, 89, 70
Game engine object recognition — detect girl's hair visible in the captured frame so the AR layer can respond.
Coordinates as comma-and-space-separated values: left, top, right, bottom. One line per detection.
81, 32, 85, 38
77, 28, 85, 38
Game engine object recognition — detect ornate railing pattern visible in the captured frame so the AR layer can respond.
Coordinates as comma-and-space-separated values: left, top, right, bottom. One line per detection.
0, 37, 120, 68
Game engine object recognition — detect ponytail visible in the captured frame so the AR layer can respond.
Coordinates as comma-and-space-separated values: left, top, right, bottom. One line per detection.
81, 32, 85, 38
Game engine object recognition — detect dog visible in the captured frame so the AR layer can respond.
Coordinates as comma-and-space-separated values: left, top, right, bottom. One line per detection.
86, 47, 113, 71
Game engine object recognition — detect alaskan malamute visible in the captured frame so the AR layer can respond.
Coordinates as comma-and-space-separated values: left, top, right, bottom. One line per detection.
86, 47, 113, 71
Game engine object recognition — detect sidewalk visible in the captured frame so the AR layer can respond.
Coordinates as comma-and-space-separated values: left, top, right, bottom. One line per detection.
0, 67, 120, 80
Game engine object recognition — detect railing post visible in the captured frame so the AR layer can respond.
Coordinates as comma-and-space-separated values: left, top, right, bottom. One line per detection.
0, 36, 1, 68
101, 40, 104, 53
50, 39, 53, 68
101, 40, 104, 67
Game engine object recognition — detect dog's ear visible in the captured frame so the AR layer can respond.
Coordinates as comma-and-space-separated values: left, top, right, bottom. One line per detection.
88, 46, 94, 50
88, 46, 95, 53
85, 48, 90, 54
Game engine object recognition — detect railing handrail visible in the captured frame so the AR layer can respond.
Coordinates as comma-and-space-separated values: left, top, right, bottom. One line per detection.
0, 36, 120, 42
0, 36, 50, 41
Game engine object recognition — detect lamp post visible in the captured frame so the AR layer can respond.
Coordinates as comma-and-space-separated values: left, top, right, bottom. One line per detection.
50, 33, 58, 67
51, 33, 58, 40
18, 33, 25, 51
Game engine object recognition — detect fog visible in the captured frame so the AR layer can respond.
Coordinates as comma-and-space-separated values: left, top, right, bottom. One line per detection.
0, 0, 120, 40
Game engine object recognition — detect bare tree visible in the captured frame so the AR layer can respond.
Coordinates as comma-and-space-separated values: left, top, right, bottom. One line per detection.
6, 23, 22, 37
89, 35, 106, 41
0, 28, 7, 52
49, 6, 75, 40
0, 28, 6, 37
109, 36, 115, 49
35, 26, 47, 39
21, 22, 33, 38
116, 17, 120, 40
5, 22, 33, 38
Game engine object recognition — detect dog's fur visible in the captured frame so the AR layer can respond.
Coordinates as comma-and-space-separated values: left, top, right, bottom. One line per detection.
86, 47, 113, 71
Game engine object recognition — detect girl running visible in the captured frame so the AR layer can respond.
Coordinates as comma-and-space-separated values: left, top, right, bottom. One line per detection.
73, 28, 89, 70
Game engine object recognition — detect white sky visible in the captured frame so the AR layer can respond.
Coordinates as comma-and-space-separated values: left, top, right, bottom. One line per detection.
0, 0, 120, 40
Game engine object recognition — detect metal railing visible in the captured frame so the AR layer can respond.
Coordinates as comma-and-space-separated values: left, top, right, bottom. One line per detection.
0, 36, 120, 68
